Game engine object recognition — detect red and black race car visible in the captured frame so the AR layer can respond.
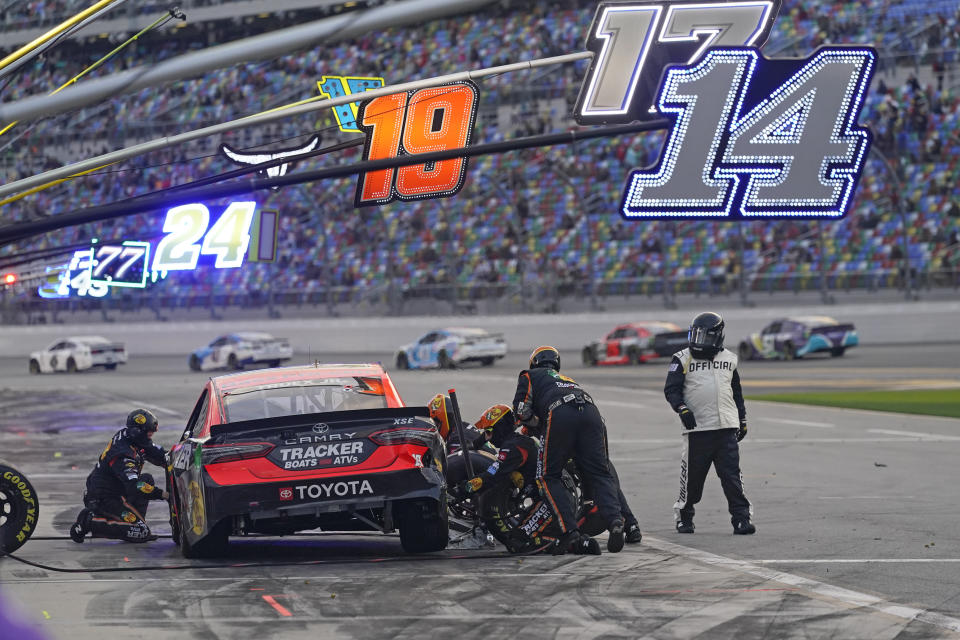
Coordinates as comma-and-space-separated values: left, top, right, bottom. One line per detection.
581, 321, 685, 366
166, 364, 448, 558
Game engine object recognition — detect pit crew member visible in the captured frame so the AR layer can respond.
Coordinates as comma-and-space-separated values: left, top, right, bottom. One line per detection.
69, 409, 169, 543
514, 346, 625, 555
664, 312, 754, 535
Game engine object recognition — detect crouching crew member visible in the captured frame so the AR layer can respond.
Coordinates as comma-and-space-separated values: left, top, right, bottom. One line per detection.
70, 409, 168, 543
514, 346, 625, 555
450, 404, 538, 499
664, 312, 755, 535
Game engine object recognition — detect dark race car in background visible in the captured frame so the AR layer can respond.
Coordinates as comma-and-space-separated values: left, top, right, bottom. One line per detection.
166, 364, 447, 557
581, 321, 684, 366
738, 316, 859, 360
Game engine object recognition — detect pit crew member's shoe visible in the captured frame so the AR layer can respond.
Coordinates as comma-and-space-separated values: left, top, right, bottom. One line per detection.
733, 520, 756, 535
625, 523, 643, 544
574, 534, 602, 555
676, 520, 694, 534
607, 520, 625, 553
70, 508, 92, 543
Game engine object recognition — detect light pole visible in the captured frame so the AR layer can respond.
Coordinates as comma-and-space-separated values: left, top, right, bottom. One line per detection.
870, 146, 918, 301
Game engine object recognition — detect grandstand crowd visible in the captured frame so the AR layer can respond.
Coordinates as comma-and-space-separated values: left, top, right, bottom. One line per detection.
0, 0, 958, 312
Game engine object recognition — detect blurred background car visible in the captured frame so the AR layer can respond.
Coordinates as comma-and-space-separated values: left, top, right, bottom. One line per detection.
189, 332, 293, 371
395, 328, 507, 369
28, 336, 126, 374
582, 321, 685, 366
738, 316, 859, 360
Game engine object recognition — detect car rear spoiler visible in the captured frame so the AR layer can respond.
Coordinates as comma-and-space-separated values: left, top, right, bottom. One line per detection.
209, 406, 432, 438
810, 324, 856, 334
652, 331, 689, 357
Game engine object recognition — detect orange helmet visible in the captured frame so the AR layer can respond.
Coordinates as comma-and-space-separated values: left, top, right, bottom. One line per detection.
428, 393, 454, 440
474, 403, 516, 447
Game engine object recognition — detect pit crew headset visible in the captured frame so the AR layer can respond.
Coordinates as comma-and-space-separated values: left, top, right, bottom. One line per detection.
125, 409, 159, 448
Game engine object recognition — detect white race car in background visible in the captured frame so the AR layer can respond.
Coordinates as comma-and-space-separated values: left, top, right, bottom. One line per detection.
188, 332, 293, 371
395, 327, 508, 369
29, 336, 127, 374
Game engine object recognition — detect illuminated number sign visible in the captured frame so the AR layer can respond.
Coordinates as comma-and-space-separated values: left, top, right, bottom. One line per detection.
576, 1, 875, 219
90, 241, 150, 288
355, 81, 478, 207
317, 76, 386, 133
153, 201, 256, 272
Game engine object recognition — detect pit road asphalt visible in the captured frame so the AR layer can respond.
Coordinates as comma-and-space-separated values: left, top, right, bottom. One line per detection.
1, 345, 958, 639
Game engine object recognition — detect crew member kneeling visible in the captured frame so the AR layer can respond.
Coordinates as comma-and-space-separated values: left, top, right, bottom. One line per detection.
70, 409, 168, 543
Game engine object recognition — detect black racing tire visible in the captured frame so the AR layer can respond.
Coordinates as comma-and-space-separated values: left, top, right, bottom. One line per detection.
0, 462, 39, 554
227, 353, 241, 370
189, 354, 202, 372
830, 347, 846, 358
437, 350, 453, 369
168, 480, 181, 547
396, 497, 448, 553
582, 347, 597, 367
738, 342, 751, 361
783, 342, 797, 361
395, 353, 410, 370
66, 357, 78, 373
480, 357, 495, 366
28, 359, 40, 375
104, 363, 118, 371
627, 348, 642, 366
268, 360, 282, 368
181, 516, 230, 559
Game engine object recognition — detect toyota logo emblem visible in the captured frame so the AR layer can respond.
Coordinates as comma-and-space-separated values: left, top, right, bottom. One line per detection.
312, 423, 329, 434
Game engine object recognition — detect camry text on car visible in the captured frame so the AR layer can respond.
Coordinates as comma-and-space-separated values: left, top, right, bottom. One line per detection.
166, 364, 448, 557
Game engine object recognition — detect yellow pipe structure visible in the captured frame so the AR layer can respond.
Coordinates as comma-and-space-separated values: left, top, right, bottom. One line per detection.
0, 163, 116, 207
0, 0, 125, 75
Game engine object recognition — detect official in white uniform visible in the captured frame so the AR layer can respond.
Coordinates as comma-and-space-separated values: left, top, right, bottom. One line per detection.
664, 312, 755, 535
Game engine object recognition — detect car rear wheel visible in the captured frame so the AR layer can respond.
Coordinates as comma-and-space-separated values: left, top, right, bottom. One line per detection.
738, 342, 751, 360
28, 360, 40, 375
189, 354, 202, 372
180, 516, 230, 559
268, 360, 282, 368
437, 350, 453, 369
627, 348, 641, 366
395, 353, 409, 370
104, 363, 118, 370
480, 357, 495, 366
582, 347, 597, 366
0, 462, 39, 554
396, 497, 448, 553
66, 357, 77, 373
227, 354, 241, 370
830, 347, 846, 358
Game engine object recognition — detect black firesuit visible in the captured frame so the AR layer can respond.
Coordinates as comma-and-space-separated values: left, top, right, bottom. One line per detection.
82, 427, 167, 542
513, 368, 622, 534
470, 432, 539, 491
664, 347, 752, 526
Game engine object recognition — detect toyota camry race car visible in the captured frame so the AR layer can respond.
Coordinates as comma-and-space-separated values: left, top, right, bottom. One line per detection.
581, 322, 684, 366
188, 332, 293, 371
166, 364, 448, 557
395, 328, 507, 369
28, 336, 127, 374
738, 316, 859, 360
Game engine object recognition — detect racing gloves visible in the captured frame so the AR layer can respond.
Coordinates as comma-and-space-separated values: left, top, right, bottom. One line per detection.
450, 477, 484, 501
678, 404, 697, 429
737, 420, 748, 442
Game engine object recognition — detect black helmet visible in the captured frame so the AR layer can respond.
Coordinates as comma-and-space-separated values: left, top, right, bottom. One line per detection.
529, 346, 561, 371
125, 409, 159, 447
688, 312, 724, 358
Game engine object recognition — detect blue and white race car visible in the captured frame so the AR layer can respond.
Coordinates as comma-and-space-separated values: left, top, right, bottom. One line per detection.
395, 328, 507, 369
188, 332, 293, 371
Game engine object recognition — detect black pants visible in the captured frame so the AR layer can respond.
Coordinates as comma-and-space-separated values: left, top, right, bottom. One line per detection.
674, 430, 752, 524
578, 460, 638, 536
539, 403, 622, 533
82, 473, 155, 542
